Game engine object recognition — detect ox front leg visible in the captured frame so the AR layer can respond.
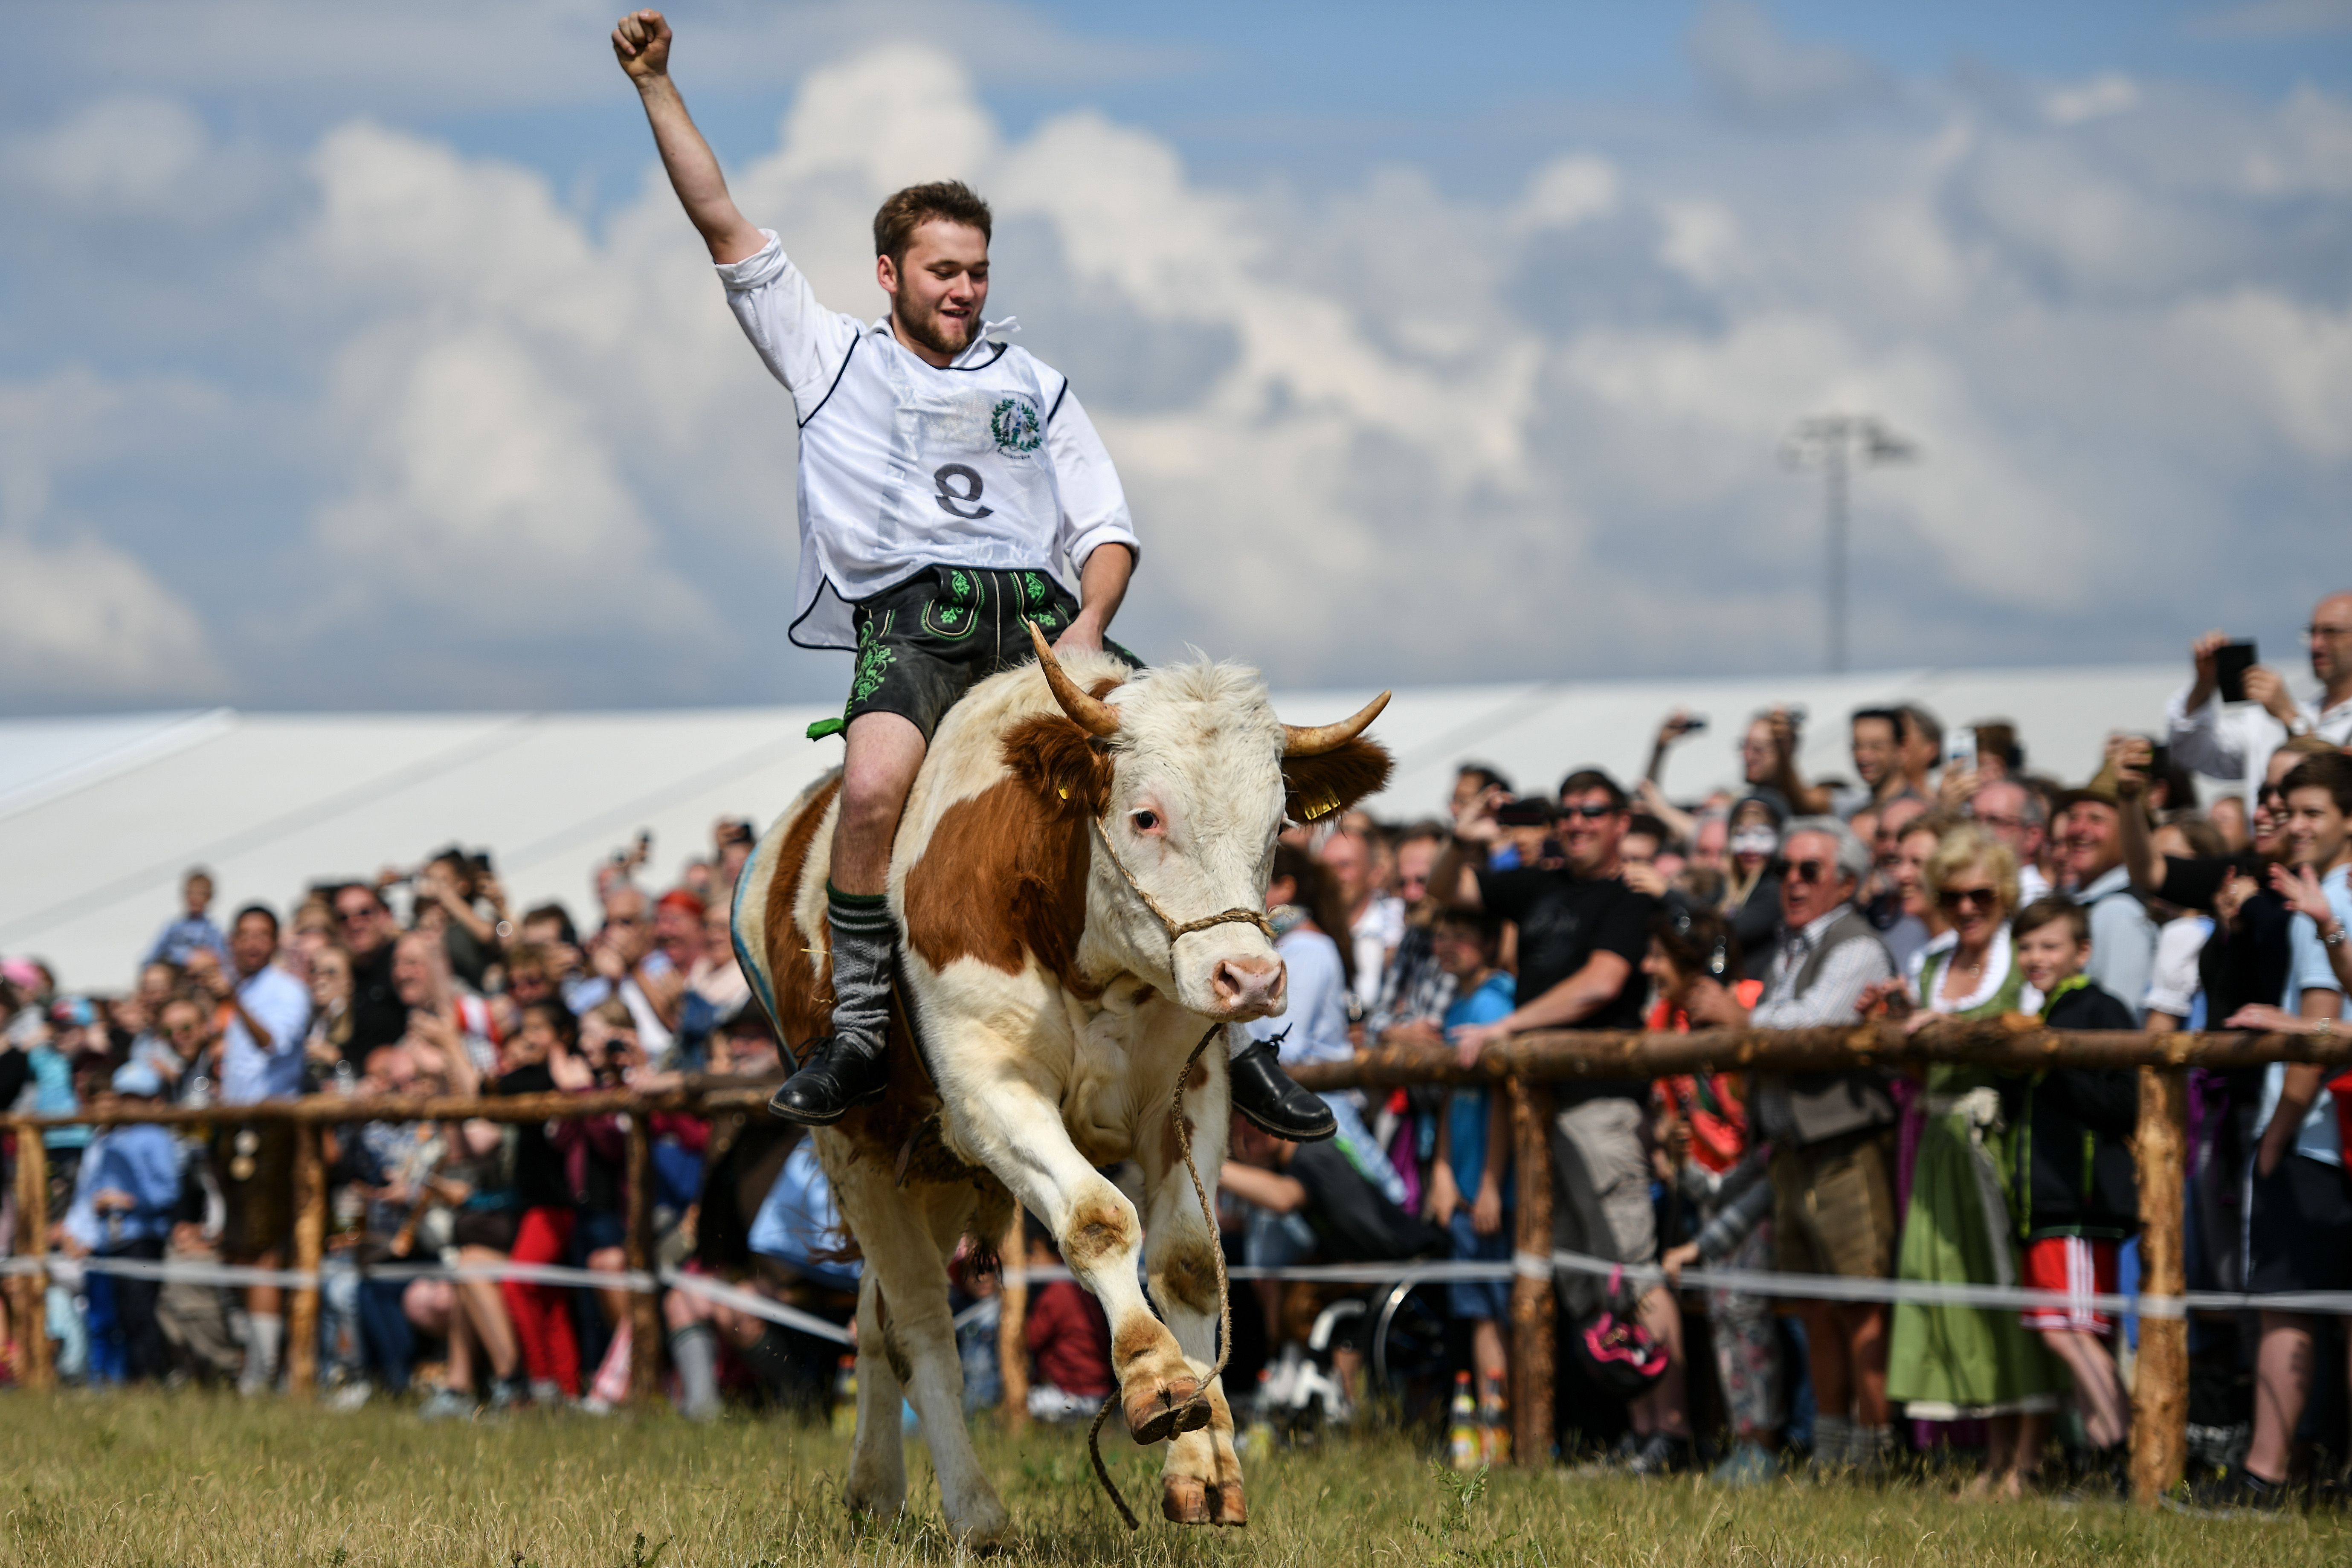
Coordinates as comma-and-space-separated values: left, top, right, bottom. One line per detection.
827, 1151, 1011, 1548
948, 1065, 1207, 1449
1142, 1060, 1246, 1526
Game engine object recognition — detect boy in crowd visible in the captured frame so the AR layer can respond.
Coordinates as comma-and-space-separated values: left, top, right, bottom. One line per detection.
1426, 908, 1515, 1414
2004, 898, 2139, 1470
145, 869, 226, 969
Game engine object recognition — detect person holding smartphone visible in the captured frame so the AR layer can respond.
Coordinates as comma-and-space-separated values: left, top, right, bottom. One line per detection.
2164, 592, 2352, 807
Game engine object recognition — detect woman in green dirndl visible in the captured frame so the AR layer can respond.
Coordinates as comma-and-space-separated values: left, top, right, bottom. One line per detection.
1878, 824, 2062, 1496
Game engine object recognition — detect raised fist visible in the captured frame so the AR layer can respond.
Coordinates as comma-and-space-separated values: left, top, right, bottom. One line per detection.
612, 10, 673, 80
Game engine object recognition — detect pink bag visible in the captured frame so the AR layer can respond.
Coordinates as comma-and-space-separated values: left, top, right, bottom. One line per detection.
1572, 1265, 1670, 1399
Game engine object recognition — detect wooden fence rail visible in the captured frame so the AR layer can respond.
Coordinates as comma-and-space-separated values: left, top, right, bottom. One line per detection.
2, 1026, 2332, 1510
1289, 1021, 2337, 1509
3, 1073, 780, 1406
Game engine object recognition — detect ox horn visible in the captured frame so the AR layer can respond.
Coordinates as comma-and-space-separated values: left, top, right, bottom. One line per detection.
1026, 620, 1122, 738
1283, 690, 1391, 757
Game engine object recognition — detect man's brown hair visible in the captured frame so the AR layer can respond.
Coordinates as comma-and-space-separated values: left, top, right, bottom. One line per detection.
2282, 751, 2352, 817
873, 181, 992, 264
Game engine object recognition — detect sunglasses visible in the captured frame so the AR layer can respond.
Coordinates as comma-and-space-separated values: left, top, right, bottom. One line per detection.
1558, 802, 1621, 820
1938, 886, 1998, 912
1772, 858, 1833, 884
2258, 783, 2289, 803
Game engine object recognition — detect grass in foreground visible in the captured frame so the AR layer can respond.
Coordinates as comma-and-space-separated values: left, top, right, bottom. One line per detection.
0, 1391, 2343, 1567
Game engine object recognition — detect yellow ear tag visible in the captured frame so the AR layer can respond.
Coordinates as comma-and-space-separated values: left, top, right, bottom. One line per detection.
1300, 785, 1342, 822
1058, 786, 1069, 800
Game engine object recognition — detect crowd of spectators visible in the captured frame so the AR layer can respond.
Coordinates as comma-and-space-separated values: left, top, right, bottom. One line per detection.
2, 591, 2350, 1508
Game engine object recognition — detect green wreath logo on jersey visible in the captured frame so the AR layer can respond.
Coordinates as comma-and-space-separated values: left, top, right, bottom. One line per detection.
990, 397, 1043, 455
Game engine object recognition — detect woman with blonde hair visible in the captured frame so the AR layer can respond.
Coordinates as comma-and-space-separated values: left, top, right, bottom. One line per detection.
1878, 824, 2063, 1496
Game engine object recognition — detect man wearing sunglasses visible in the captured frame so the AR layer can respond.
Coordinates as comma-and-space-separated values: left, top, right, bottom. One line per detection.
2166, 592, 2352, 808
1694, 816, 1902, 1475
1439, 770, 1688, 1469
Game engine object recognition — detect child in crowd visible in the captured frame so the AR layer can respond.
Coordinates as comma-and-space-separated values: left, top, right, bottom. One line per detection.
1022, 1223, 1114, 1423
1650, 906, 1781, 1487
1427, 908, 1515, 1414
2004, 898, 2139, 1472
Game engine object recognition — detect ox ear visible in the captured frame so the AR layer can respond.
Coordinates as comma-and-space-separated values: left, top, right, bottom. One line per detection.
1282, 737, 1392, 826
1003, 713, 1117, 818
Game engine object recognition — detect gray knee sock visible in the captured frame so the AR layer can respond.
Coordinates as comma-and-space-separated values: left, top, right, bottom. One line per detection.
241, 1312, 284, 1395
1813, 1413, 1852, 1466
670, 1322, 721, 1421
824, 884, 897, 1055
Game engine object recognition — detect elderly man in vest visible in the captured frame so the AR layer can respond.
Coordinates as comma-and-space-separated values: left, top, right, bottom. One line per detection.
1691, 815, 1898, 1475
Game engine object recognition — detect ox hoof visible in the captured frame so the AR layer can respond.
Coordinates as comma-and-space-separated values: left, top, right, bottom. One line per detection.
1161, 1475, 1211, 1525
1127, 1383, 1211, 1446
1209, 1482, 1249, 1528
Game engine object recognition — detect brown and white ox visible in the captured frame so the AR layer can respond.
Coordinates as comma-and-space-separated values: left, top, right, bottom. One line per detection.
733, 631, 1389, 1544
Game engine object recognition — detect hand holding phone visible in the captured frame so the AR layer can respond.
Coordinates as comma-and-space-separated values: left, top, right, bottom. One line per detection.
2215, 640, 2256, 704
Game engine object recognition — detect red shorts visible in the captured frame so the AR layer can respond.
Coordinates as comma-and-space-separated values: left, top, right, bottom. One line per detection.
2019, 1236, 2118, 1336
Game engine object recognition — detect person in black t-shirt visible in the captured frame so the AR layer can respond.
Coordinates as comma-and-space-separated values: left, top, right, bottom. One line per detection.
331, 884, 409, 1057
1433, 767, 1687, 1471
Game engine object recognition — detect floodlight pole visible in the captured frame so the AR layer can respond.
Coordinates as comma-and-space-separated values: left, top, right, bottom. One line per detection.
1781, 414, 1917, 674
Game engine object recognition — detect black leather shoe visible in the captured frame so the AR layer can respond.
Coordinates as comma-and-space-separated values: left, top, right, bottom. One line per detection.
1227, 1040, 1337, 1142
767, 1035, 890, 1127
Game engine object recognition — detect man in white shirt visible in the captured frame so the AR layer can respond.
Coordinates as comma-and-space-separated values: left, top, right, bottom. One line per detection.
613, 12, 1331, 1138
2164, 592, 2352, 805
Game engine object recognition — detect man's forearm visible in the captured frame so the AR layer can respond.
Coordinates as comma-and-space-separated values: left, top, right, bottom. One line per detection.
634, 75, 763, 264
1073, 543, 1133, 634
1504, 956, 1631, 1033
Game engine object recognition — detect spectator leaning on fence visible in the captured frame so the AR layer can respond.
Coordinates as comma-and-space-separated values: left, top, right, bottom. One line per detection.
1875, 826, 2063, 1500
1702, 815, 1900, 1475
1436, 768, 1686, 1474
2004, 898, 2140, 1477
2182, 750, 2352, 1510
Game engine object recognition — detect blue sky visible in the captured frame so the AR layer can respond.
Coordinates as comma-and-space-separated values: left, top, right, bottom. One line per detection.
3, 1, 2349, 710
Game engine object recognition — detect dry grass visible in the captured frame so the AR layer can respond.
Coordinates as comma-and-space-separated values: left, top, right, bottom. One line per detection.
0, 1390, 2344, 1566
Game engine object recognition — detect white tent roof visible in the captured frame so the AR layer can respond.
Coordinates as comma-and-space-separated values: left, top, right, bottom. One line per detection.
0, 661, 2195, 991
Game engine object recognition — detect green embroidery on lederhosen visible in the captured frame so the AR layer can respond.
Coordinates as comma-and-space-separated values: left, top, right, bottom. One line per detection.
921, 565, 982, 640
1024, 572, 1047, 604
847, 612, 898, 713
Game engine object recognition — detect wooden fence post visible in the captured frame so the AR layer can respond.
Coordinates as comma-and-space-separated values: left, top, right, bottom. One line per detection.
1509, 1077, 1554, 1467
2130, 1065, 2189, 1508
997, 1207, 1029, 1432
625, 1114, 661, 1407
14, 1130, 50, 1390
285, 1123, 326, 1398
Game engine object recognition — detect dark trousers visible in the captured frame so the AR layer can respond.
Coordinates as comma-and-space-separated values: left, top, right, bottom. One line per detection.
358, 1277, 417, 1393
102, 1238, 169, 1383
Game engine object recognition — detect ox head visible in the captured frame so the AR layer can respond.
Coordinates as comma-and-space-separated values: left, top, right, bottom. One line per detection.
1011, 624, 1392, 1022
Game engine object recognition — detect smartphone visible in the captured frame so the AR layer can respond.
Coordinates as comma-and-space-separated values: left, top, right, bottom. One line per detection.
1947, 725, 1977, 774
2215, 641, 2256, 704
1681, 715, 1709, 735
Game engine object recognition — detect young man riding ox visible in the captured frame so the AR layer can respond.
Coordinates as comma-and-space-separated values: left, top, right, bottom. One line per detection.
614, 9, 1332, 1140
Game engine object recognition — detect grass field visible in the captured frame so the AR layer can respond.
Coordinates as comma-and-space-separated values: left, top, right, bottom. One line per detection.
1, 1393, 2346, 1567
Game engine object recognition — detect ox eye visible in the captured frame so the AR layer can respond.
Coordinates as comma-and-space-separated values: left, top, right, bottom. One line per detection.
1131, 810, 1160, 833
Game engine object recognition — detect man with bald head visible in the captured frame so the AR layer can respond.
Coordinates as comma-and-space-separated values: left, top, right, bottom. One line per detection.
2167, 591, 2352, 805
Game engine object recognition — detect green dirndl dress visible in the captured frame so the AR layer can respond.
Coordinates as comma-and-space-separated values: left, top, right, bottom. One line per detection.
1884, 942, 2063, 1419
